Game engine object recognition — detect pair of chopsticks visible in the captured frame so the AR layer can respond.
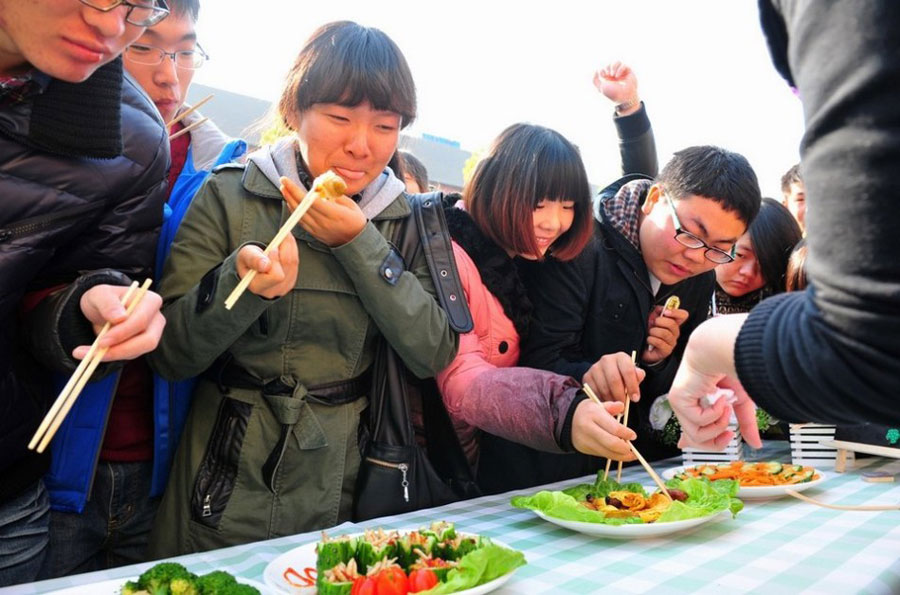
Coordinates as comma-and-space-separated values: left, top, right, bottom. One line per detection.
585, 352, 670, 498
223, 171, 346, 310
166, 94, 213, 141
28, 279, 153, 453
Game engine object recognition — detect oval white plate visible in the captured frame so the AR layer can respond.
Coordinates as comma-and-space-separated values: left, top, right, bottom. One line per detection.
662, 465, 828, 500
48, 575, 272, 594
263, 531, 518, 595
533, 508, 730, 539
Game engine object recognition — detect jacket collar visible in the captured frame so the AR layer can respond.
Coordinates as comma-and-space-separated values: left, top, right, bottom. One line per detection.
0, 58, 125, 159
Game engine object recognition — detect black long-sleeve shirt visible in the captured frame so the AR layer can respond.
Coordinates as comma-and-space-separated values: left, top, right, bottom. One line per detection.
736, 1, 900, 425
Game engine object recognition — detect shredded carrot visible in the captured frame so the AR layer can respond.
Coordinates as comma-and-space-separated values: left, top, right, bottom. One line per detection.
678, 461, 819, 486
284, 566, 317, 587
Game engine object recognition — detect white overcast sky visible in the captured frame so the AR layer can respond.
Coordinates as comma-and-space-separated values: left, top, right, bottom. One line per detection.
192, 0, 804, 198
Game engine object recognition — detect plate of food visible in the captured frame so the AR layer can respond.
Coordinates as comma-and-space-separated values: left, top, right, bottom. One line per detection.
47, 562, 271, 594
663, 461, 827, 499
263, 521, 525, 594
512, 473, 742, 539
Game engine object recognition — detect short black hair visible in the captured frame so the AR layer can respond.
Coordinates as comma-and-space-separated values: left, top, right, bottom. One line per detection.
658, 145, 761, 226
278, 21, 416, 130
750, 197, 803, 292
399, 151, 428, 191
780, 163, 802, 195
165, 0, 199, 21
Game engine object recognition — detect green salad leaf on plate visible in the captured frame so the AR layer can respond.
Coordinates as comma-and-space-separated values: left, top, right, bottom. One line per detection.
511, 472, 743, 525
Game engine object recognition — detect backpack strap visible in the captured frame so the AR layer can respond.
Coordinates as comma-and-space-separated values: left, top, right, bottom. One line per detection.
400, 192, 474, 334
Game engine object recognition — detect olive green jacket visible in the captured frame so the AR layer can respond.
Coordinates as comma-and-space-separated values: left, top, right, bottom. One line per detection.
147, 139, 457, 556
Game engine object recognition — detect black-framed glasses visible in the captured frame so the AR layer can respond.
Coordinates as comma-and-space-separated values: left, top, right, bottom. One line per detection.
125, 43, 209, 69
663, 193, 735, 264
78, 0, 170, 27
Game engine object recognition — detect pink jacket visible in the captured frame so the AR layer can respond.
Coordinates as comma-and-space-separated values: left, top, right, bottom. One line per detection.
437, 241, 580, 467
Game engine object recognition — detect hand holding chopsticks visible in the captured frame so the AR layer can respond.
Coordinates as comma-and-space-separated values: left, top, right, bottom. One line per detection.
29, 279, 154, 453
223, 171, 347, 310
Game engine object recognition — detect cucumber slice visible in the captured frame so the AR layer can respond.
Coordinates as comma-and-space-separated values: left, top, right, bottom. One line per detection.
764, 462, 783, 474
797, 469, 815, 483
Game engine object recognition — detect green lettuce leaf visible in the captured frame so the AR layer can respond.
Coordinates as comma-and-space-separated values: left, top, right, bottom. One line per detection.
513, 474, 743, 525
420, 543, 525, 594
511, 490, 644, 525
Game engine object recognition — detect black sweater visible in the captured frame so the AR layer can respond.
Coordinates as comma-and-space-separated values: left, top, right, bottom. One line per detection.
736, 1, 900, 425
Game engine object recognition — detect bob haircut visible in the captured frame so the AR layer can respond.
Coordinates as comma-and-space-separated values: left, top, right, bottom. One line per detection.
278, 21, 416, 131
463, 123, 593, 261
750, 197, 803, 292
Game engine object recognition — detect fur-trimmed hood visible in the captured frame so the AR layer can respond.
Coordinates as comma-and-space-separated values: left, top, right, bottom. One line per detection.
442, 201, 532, 340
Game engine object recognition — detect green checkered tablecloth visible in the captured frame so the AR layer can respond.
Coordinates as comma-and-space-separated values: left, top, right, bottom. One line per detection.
8, 444, 900, 594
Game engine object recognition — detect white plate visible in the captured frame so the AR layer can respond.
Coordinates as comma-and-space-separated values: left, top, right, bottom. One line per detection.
263, 531, 518, 595
662, 465, 828, 500
47, 575, 272, 594
533, 508, 730, 539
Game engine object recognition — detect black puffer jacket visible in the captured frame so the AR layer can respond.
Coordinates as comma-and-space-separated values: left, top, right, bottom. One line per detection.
0, 58, 169, 504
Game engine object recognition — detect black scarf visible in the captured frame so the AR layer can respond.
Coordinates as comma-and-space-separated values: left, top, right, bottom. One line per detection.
443, 205, 532, 340
27, 57, 125, 159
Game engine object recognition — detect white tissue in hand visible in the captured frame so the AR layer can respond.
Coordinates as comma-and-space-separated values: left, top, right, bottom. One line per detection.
700, 388, 736, 408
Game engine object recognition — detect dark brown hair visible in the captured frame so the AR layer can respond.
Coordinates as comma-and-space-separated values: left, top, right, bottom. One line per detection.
463, 123, 593, 261
278, 21, 416, 131
749, 197, 803, 293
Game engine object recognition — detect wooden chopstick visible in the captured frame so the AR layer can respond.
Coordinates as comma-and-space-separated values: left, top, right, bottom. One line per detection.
584, 378, 671, 498
33, 279, 153, 453
224, 172, 345, 310
629, 442, 672, 499
28, 281, 140, 451
786, 489, 900, 511
165, 94, 213, 128
616, 350, 638, 482
168, 117, 208, 141
582, 383, 624, 483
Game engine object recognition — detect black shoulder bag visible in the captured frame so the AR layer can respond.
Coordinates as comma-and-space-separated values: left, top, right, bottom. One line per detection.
353, 192, 480, 521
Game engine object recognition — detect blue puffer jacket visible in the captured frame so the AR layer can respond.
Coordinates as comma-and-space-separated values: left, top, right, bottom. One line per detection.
45, 114, 245, 513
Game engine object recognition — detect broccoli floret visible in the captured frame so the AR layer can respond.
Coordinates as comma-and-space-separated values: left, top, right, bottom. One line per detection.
138, 562, 194, 595
122, 580, 145, 595
196, 570, 238, 594
170, 576, 200, 595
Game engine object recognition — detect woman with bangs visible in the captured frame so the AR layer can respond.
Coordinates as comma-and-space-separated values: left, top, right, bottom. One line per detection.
146, 21, 457, 555
712, 197, 803, 315
436, 124, 636, 479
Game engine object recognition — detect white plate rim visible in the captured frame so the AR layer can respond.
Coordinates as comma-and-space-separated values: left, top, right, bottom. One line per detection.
662, 464, 828, 499
532, 506, 730, 539
262, 530, 519, 595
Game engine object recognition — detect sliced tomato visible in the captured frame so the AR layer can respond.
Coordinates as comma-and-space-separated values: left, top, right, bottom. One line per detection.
408, 568, 439, 592
351, 576, 377, 595
373, 566, 409, 595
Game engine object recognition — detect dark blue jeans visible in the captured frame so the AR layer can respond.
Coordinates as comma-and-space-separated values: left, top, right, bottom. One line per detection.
39, 460, 159, 579
0, 480, 50, 587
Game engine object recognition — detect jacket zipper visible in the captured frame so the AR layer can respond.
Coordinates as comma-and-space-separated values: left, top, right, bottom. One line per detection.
202, 494, 212, 517
365, 457, 409, 502
0, 202, 106, 242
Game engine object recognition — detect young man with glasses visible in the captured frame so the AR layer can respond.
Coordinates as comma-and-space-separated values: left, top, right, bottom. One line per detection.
123, 0, 246, 274
479, 146, 760, 491
0, 0, 170, 586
